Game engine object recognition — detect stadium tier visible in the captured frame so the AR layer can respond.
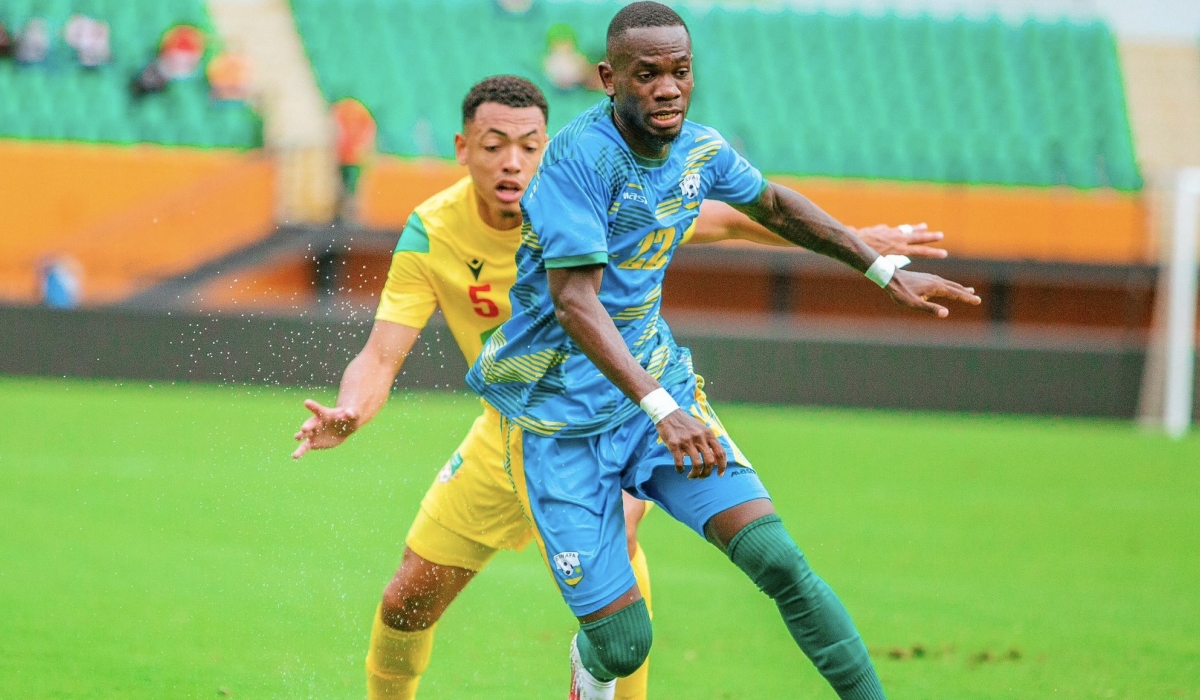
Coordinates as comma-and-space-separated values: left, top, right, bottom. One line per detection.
292, 0, 1140, 190
0, 0, 261, 148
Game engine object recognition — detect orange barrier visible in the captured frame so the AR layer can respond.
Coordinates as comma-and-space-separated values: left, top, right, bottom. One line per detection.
357, 156, 1149, 265
0, 140, 276, 303
0, 146, 1149, 307
75, 157, 277, 303
359, 156, 467, 230
774, 176, 1151, 265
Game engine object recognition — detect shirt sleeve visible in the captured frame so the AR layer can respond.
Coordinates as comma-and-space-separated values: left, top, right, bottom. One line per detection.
525, 158, 610, 269
706, 137, 767, 206
375, 251, 437, 329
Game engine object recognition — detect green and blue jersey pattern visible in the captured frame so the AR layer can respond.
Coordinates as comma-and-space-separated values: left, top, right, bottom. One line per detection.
465, 101, 766, 437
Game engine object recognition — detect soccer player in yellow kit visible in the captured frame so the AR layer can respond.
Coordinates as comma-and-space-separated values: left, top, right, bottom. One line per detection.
291, 75, 946, 700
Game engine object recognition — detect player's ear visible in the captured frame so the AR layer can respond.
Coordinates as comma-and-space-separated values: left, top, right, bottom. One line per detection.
454, 131, 468, 165
597, 61, 616, 98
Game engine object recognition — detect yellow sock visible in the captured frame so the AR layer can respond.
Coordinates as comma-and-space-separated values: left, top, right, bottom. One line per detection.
366, 605, 437, 700
615, 542, 652, 700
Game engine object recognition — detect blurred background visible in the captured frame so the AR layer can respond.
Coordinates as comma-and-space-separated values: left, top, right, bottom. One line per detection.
3, 2, 1200, 698
2, 0, 1198, 424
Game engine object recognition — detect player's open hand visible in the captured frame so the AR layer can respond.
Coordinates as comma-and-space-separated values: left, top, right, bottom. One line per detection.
885, 269, 981, 318
292, 399, 361, 459
857, 223, 947, 260
656, 410, 727, 479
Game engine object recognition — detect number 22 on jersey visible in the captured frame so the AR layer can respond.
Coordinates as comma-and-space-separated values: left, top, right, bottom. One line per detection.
619, 227, 677, 271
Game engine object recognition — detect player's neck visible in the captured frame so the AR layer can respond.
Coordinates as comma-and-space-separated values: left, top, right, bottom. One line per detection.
611, 111, 671, 161
473, 189, 522, 231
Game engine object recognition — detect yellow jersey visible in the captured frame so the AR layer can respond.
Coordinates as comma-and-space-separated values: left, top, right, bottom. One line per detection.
375, 175, 694, 366
375, 177, 519, 365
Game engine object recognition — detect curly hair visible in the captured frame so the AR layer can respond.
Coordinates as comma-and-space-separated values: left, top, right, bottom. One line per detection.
461, 75, 549, 125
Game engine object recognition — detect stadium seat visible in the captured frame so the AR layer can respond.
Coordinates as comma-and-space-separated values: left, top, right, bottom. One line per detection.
290, 0, 1140, 190
0, 0, 261, 149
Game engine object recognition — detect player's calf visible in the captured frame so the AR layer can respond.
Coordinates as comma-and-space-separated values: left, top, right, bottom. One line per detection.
367, 605, 438, 700
368, 548, 480, 700
714, 513, 887, 700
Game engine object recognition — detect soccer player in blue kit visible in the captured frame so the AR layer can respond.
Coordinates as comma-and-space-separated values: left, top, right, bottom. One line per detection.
466, 3, 982, 698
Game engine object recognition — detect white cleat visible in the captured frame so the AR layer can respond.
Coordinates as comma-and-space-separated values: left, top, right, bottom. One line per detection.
569, 634, 616, 700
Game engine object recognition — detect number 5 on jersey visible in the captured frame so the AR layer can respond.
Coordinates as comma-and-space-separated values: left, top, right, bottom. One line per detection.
469, 284, 500, 318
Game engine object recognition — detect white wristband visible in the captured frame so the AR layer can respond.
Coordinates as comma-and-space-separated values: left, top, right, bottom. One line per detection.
864, 254, 912, 288
639, 388, 680, 424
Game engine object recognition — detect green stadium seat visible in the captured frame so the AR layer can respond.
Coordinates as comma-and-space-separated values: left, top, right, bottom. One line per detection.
0, 0, 261, 149
288, 0, 1140, 190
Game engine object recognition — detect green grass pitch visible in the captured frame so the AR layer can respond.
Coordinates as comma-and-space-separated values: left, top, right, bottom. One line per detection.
1, 377, 1197, 699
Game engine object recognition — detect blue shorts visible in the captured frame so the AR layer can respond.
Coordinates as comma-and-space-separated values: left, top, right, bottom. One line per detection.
499, 375, 770, 617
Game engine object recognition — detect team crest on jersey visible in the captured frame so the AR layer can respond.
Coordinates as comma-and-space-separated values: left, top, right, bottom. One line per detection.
552, 551, 584, 586
436, 452, 464, 483
680, 172, 701, 200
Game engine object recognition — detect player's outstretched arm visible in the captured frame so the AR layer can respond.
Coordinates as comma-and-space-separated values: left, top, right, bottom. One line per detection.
733, 183, 980, 317
691, 200, 948, 259
292, 320, 419, 459
548, 265, 726, 479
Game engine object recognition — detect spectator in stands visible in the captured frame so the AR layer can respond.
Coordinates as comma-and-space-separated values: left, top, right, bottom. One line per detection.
331, 98, 377, 224
40, 258, 82, 309
131, 61, 167, 97
0, 20, 13, 59
206, 48, 253, 103
158, 25, 205, 79
132, 25, 206, 98
64, 14, 111, 68
542, 23, 601, 92
14, 17, 50, 65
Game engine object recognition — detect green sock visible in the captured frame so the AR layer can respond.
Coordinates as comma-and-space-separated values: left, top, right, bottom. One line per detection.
725, 515, 886, 700
576, 598, 653, 682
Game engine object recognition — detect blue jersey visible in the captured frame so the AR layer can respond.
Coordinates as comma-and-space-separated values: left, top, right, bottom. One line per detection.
465, 100, 766, 438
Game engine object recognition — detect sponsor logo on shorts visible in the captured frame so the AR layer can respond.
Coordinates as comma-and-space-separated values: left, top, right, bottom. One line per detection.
436, 452, 464, 483
553, 551, 584, 586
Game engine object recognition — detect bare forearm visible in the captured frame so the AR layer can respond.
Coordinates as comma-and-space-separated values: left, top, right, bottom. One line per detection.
735, 183, 878, 271
691, 200, 790, 246
334, 350, 399, 427
334, 320, 419, 427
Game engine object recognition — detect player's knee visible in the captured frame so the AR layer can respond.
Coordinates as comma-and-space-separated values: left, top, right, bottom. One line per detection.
580, 600, 653, 678
380, 580, 443, 631
592, 627, 652, 678
760, 544, 815, 596
727, 516, 816, 600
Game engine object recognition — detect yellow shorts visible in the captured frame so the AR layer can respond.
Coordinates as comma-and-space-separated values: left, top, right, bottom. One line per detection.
405, 401, 534, 571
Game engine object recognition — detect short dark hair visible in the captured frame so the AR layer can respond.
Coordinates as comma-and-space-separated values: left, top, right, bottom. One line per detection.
606, 1, 687, 48
461, 75, 548, 125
